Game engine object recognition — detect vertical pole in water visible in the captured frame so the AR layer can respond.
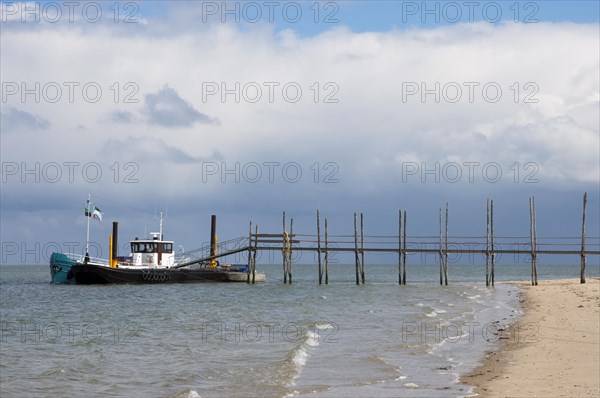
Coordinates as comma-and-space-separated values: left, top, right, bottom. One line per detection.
210, 215, 217, 268
289, 218, 294, 284
581, 192, 587, 284
486, 199, 490, 287
325, 218, 329, 285
529, 197, 535, 286
532, 196, 537, 286
444, 203, 449, 285
439, 207, 443, 286
360, 212, 365, 284
283, 211, 287, 284
490, 199, 495, 286
247, 221, 252, 284
354, 212, 360, 285
112, 221, 119, 268
399, 210, 403, 285
252, 224, 258, 284
403, 210, 407, 285
317, 210, 322, 285
85, 194, 91, 262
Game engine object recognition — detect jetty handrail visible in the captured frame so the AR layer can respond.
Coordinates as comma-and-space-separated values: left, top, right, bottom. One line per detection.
173, 246, 252, 269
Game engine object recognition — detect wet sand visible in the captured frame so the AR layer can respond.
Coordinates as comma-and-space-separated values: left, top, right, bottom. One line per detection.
463, 278, 600, 397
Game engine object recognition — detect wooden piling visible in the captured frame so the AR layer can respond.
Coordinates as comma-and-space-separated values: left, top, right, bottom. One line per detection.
581, 192, 587, 284
402, 210, 407, 285
324, 218, 329, 284
317, 209, 322, 285
529, 197, 538, 286
283, 211, 287, 284
490, 199, 495, 286
354, 212, 360, 285
247, 221, 252, 284
252, 224, 258, 284
360, 212, 365, 284
444, 203, 449, 285
399, 210, 403, 285
289, 218, 294, 284
439, 207, 443, 285
485, 199, 490, 287
529, 197, 533, 285
533, 197, 538, 285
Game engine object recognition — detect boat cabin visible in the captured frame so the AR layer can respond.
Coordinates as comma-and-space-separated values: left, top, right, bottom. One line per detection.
130, 233, 175, 268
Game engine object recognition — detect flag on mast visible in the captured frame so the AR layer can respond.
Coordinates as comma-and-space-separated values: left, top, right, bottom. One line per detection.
84, 206, 103, 221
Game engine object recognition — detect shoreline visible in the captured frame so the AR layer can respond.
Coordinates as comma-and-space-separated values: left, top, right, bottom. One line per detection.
462, 277, 600, 397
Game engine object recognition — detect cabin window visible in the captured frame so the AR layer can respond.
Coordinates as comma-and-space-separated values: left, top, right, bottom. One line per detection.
162, 243, 173, 253
131, 242, 157, 253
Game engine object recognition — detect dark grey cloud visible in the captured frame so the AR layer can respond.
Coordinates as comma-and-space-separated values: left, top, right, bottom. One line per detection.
143, 85, 219, 128
0, 107, 50, 133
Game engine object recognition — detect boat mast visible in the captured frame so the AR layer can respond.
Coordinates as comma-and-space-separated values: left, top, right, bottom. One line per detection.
159, 211, 163, 240
85, 194, 91, 259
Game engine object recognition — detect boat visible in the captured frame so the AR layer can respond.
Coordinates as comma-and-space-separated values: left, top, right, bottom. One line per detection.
50, 198, 265, 284
70, 231, 265, 284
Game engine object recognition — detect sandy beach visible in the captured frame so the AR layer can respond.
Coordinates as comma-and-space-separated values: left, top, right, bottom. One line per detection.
463, 277, 600, 397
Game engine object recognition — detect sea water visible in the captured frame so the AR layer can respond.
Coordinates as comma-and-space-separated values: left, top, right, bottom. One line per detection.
1, 262, 598, 398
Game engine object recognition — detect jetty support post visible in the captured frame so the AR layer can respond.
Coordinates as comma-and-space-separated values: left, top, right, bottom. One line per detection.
317, 210, 322, 285
533, 197, 538, 285
486, 200, 490, 287
403, 210, 407, 285
354, 212, 360, 285
252, 224, 258, 284
444, 203, 449, 285
247, 221, 252, 283
288, 218, 294, 284
581, 192, 587, 283
325, 218, 329, 284
360, 212, 365, 284
399, 209, 402, 285
282, 211, 287, 284
529, 197, 538, 286
490, 199, 495, 286
439, 207, 443, 285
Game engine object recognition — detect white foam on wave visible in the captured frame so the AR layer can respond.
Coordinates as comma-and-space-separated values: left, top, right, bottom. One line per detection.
425, 311, 437, 317
313, 322, 333, 330
288, 327, 323, 386
404, 382, 419, 388
306, 330, 320, 347
293, 347, 309, 368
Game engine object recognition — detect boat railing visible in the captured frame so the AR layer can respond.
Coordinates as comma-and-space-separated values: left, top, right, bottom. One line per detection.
64, 253, 111, 266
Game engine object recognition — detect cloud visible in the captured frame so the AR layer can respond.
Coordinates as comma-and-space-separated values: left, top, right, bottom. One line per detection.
1, 12, 598, 260
109, 110, 136, 124
100, 136, 221, 164
0, 107, 50, 133
142, 85, 219, 128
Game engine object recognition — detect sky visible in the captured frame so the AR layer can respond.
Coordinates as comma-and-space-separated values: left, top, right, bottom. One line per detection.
1, 1, 599, 267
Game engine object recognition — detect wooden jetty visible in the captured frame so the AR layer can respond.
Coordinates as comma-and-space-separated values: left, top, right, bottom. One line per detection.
183, 194, 598, 286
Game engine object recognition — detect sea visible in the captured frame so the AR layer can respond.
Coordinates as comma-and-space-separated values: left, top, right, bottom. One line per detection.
1, 262, 599, 398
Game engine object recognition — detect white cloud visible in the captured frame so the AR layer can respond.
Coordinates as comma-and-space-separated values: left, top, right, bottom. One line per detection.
1, 12, 598, 252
